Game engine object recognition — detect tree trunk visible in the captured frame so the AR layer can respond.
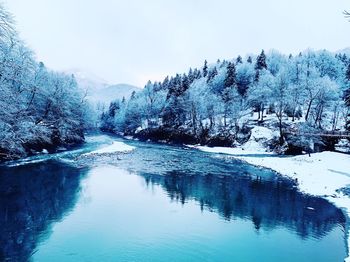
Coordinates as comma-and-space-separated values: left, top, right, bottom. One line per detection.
305, 99, 313, 121
279, 115, 284, 145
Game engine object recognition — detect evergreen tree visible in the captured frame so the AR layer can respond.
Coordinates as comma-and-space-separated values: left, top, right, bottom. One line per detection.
224, 62, 236, 88
108, 101, 120, 118
130, 91, 136, 100
346, 63, 350, 81
254, 50, 267, 81
181, 73, 190, 93
203, 60, 208, 77
236, 55, 243, 64
247, 56, 252, 64
188, 68, 195, 83
207, 67, 218, 83
255, 50, 267, 70
162, 76, 170, 89
193, 68, 201, 79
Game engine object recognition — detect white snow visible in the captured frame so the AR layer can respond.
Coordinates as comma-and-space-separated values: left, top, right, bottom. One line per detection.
192, 144, 350, 261
83, 141, 135, 156
42, 149, 49, 154
192, 126, 275, 155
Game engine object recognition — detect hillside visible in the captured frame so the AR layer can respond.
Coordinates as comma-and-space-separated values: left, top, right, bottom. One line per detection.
100, 49, 350, 155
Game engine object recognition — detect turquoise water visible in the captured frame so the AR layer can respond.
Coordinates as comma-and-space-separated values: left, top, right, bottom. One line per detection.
0, 135, 347, 261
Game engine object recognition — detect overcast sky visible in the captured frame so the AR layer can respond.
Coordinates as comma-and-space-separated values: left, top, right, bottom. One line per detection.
4, 0, 350, 86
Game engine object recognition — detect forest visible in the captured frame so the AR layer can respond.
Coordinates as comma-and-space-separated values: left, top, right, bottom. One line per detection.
1, 1, 350, 160
100, 48, 350, 154
0, 5, 88, 160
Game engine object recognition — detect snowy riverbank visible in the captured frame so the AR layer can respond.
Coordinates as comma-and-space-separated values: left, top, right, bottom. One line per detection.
191, 143, 350, 261
82, 141, 135, 156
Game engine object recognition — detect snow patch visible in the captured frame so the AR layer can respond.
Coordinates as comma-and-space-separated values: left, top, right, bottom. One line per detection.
192, 126, 275, 155
83, 141, 135, 156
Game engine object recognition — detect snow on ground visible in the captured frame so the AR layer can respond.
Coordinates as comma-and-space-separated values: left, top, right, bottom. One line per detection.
83, 141, 135, 156
191, 126, 275, 155
191, 130, 350, 261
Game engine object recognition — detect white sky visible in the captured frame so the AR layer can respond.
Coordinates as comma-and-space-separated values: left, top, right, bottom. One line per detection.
4, 0, 350, 86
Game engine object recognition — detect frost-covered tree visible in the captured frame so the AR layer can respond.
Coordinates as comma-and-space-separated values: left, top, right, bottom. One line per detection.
207, 67, 218, 84
344, 63, 350, 131
248, 70, 274, 121
255, 50, 267, 81
0, 3, 88, 160
100, 48, 350, 149
236, 62, 254, 97
270, 70, 290, 144
224, 62, 236, 88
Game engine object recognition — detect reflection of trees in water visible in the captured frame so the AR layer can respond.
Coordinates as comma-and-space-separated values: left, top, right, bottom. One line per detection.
142, 171, 346, 239
0, 160, 87, 262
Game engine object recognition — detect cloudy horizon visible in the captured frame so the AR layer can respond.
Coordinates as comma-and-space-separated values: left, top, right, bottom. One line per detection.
4, 0, 350, 86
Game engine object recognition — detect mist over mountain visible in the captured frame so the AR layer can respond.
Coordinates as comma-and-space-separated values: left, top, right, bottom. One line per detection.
68, 69, 140, 107
87, 83, 140, 106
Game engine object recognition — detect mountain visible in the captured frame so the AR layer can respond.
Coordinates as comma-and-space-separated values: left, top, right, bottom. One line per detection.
67, 69, 140, 107
68, 69, 110, 91
87, 84, 140, 107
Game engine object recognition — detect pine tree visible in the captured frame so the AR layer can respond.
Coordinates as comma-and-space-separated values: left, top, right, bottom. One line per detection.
346, 63, 350, 81
188, 68, 195, 83
224, 62, 236, 88
162, 76, 170, 89
255, 50, 267, 70
207, 67, 218, 83
236, 55, 243, 64
181, 73, 189, 93
247, 56, 252, 64
254, 50, 267, 82
130, 91, 136, 100
193, 68, 201, 79
203, 60, 208, 77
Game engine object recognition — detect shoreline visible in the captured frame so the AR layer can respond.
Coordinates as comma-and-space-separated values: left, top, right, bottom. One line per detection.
191, 144, 350, 262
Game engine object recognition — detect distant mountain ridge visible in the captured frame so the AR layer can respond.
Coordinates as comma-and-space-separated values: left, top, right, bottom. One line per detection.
66, 69, 140, 106
87, 83, 140, 106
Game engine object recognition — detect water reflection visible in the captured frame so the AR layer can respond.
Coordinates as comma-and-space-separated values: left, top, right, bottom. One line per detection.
141, 171, 346, 239
0, 160, 88, 262
0, 136, 347, 262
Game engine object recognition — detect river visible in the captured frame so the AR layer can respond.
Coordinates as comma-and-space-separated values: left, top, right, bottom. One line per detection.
0, 134, 347, 261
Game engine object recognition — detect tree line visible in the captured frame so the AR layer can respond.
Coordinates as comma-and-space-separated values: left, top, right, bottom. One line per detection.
101, 49, 350, 149
0, 5, 88, 160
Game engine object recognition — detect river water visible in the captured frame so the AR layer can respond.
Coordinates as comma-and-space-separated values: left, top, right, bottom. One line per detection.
0, 134, 347, 261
